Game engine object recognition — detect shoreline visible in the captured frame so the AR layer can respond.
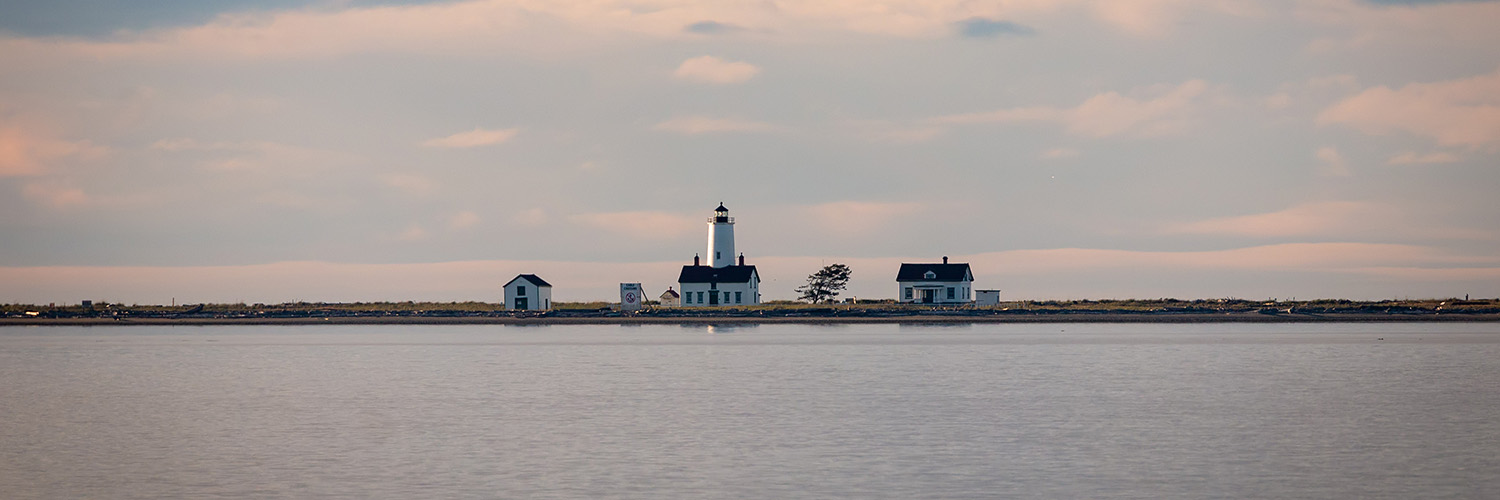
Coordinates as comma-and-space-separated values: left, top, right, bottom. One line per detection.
4, 312, 1499, 326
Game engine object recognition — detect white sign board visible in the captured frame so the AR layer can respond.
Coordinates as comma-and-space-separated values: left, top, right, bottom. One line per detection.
620, 283, 644, 312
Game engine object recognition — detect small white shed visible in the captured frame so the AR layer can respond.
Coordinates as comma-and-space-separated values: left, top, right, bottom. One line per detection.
504, 274, 552, 311
975, 290, 1002, 307
659, 287, 681, 307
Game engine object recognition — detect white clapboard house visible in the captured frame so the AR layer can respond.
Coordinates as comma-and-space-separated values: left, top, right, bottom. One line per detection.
896, 257, 973, 304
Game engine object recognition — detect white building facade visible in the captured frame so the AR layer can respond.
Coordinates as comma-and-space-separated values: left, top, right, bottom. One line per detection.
678, 203, 761, 307
896, 257, 974, 304
504, 274, 553, 311
975, 290, 1002, 307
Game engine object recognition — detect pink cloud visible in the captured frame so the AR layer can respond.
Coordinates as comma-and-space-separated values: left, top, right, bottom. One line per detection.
652, 116, 778, 135
0, 126, 106, 177
673, 56, 760, 84
21, 183, 91, 209
965, 243, 1494, 276
1160, 201, 1494, 241
929, 80, 1217, 138
568, 211, 700, 239
795, 201, 926, 235
1387, 151, 1461, 165
421, 127, 518, 148
2, 243, 1495, 304
1163, 201, 1372, 238
1319, 68, 1500, 148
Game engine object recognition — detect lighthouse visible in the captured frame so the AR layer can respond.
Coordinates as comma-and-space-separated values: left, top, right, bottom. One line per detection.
677, 203, 760, 307
707, 202, 735, 268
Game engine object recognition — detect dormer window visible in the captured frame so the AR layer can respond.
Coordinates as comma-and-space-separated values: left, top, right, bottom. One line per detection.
924, 270, 937, 279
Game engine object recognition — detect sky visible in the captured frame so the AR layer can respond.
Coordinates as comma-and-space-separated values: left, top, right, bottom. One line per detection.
1, 0, 1498, 304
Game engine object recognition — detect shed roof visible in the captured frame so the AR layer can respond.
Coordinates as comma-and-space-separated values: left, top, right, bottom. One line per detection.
678, 265, 758, 284
896, 263, 972, 282
505, 274, 552, 288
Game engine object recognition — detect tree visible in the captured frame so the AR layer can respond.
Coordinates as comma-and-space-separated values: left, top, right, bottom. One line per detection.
797, 263, 852, 304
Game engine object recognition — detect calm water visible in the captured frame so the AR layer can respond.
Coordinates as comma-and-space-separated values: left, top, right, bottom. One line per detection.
2, 323, 1497, 499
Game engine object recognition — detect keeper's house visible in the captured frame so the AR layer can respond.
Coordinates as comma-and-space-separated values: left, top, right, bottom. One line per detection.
504, 274, 552, 311
896, 257, 973, 304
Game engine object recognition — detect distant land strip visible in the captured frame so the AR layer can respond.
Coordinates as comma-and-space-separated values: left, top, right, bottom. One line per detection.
5, 299, 1498, 326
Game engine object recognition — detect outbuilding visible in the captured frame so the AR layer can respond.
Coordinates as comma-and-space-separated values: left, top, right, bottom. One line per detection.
896, 257, 974, 304
975, 290, 1002, 307
659, 287, 681, 307
504, 274, 552, 311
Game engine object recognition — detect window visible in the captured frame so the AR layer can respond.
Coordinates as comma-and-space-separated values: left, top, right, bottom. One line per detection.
517, 286, 526, 296
697, 292, 704, 303
904, 287, 913, 300
924, 271, 936, 279
716, 251, 721, 260
685, 293, 692, 304
724, 292, 730, 303
947, 287, 955, 299
735, 291, 742, 304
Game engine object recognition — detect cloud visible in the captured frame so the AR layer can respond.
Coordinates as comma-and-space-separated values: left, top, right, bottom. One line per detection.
1160, 201, 1494, 241
421, 127, 518, 148
0, 0, 1262, 65
511, 208, 549, 227
21, 183, 91, 209
0, 125, 106, 177
568, 211, 699, 239
11, 242, 1485, 304
150, 137, 357, 177
652, 116, 777, 135
799, 201, 925, 234
930, 80, 1215, 138
968, 242, 1494, 275
396, 224, 428, 242
379, 173, 439, 196
1040, 148, 1080, 159
0, 259, 697, 304
1315, 146, 1352, 177
842, 120, 943, 143
1362, 0, 1500, 6
684, 20, 743, 35
1318, 68, 1500, 147
954, 17, 1035, 38
448, 211, 481, 230
1162, 201, 1376, 238
673, 56, 760, 84
1388, 151, 1462, 164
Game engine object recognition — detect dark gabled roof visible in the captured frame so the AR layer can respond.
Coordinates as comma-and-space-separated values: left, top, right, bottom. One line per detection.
896, 263, 972, 282
678, 265, 758, 284
660, 289, 680, 298
505, 274, 552, 288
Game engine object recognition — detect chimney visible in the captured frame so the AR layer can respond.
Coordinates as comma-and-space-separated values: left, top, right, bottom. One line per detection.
943, 256, 949, 264
694, 254, 700, 266
738, 253, 745, 266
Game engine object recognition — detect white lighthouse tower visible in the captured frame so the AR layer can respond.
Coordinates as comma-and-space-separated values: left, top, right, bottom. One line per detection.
707, 202, 735, 268
678, 202, 759, 306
